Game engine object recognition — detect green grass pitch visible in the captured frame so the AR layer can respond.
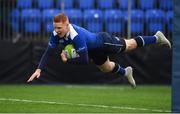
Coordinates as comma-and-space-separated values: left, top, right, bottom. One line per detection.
0, 85, 171, 113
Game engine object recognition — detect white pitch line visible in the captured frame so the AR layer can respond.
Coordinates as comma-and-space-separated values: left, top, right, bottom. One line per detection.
0, 98, 170, 113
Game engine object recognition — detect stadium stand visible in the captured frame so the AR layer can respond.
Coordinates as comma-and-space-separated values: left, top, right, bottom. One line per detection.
37, 0, 53, 9
64, 9, 83, 26
42, 9, 60, 33
78, 0, 95, 9
97, 0, 115, 9
17, 0, 33, 9
138, 0, 156, 10
8, 0, 173, 37
21, 9, 41, 33
159, 0, 173, 11
10, 9, 20, 32
56, 0, 74, 9
130, 10, 144, 35
145, 9, 166, 34
118, 0, 135, 10
84, 9, 103, 32
104, 10, 125, 34
166, 11, 173, 32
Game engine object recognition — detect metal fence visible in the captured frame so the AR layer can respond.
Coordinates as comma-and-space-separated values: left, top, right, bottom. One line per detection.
0, 0, 173, 42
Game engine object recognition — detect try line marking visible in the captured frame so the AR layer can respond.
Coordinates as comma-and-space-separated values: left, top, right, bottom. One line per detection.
0, 98, 170, 113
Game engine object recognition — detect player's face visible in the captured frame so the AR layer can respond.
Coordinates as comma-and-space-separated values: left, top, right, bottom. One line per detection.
53, 22, 69, 38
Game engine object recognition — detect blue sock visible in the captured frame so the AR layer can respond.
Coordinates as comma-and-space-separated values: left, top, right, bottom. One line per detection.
135, 36, 157, 47
111, 63, 126, 76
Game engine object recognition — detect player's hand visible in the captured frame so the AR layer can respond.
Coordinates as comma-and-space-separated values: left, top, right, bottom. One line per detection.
60, 50, 68, 63
27, 69, 41, 82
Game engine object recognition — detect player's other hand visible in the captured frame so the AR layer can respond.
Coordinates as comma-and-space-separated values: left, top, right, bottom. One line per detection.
60, 50, 68, 63
27, 69, 41, 82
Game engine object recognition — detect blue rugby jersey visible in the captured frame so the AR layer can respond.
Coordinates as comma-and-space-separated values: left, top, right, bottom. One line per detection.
38, 24, 103, 69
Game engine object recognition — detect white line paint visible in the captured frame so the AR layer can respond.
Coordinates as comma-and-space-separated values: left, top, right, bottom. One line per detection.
0, 98, 170, 113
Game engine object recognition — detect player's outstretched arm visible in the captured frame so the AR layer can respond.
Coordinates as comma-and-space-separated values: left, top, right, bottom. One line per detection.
27, 69, 41, 82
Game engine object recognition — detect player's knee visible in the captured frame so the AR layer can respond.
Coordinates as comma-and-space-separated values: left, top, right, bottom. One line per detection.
98, 61, 115, 73
124, 39, 137, 51
99, 67, 111, 73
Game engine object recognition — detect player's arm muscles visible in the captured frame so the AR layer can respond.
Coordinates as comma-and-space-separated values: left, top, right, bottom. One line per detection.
27, 34, 59, 82
67, 36, 89, 65
37, 45, 57, 70
38, 35, 59, 70
27, 46, 56, 82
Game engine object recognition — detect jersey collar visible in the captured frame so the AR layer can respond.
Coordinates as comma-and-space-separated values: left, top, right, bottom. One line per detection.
64, 32, 70, 40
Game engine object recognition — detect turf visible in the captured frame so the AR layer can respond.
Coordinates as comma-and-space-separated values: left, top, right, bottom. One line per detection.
0, 85, 171, 113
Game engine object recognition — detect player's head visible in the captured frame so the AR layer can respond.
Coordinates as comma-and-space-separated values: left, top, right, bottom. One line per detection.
53, 13, 70, 38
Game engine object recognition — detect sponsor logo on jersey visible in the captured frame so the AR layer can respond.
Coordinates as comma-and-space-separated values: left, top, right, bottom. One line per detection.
77, 47, 85, 53
59, 40, 64, 43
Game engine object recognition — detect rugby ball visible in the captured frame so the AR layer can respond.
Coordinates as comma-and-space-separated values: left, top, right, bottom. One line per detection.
64, 44, 79, 59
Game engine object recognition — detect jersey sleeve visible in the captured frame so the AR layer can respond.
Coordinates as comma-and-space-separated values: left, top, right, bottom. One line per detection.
37, 46, 56, 70
67, 35, 89, 65
38, 32, 59, 70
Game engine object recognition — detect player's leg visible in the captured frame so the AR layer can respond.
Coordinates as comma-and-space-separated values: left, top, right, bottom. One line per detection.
97, 58, 136, 88
124, 39, 138, 52
124, 31, 171, 52
92, 32, 136, 87
89, 49, 136, 88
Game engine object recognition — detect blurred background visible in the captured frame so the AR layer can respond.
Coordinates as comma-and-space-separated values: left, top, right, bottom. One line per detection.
0, 0, 172, 85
